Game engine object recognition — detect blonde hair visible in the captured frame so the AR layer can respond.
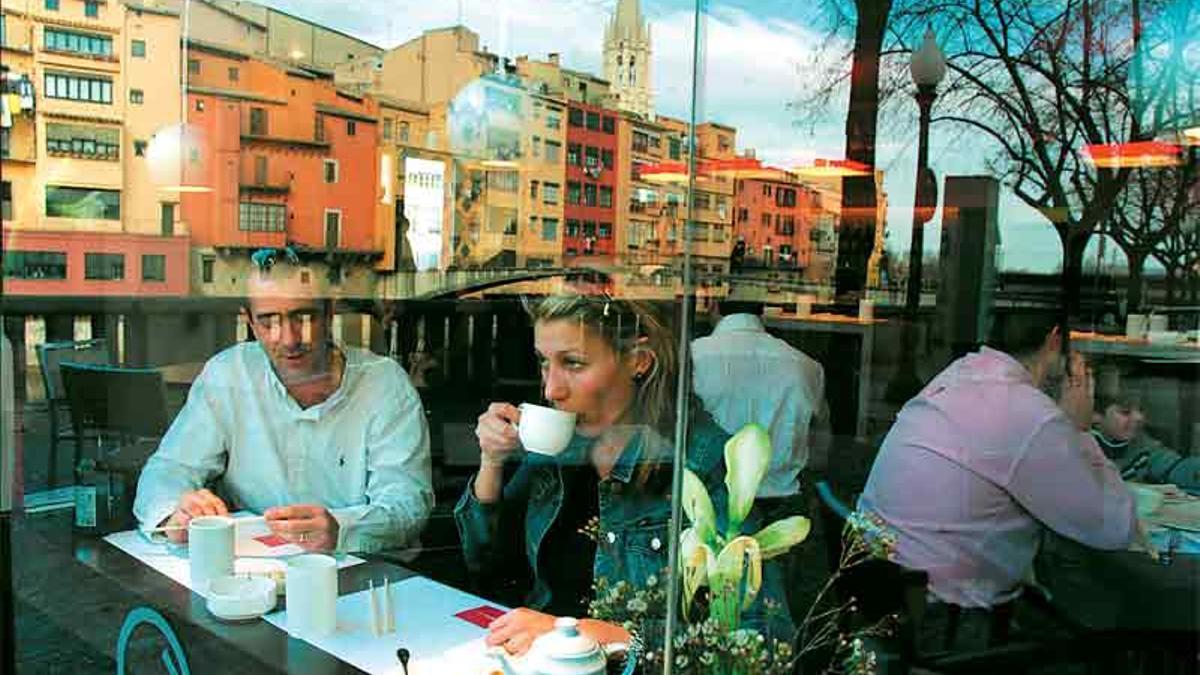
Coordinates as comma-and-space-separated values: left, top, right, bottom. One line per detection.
525, 293, 678, 441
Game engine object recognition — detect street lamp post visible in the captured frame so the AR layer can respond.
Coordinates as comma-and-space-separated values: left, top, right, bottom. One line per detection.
904, 29, 946, 316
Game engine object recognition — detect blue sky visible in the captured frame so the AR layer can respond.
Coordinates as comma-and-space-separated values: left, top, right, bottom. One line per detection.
260, 0, 1127, 273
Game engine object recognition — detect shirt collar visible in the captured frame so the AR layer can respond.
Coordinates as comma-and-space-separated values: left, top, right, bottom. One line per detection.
713, 313, 765, 335
256, 343, 352, 417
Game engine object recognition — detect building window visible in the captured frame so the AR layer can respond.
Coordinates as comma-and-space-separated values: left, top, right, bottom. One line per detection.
129, 89, 144, 104
1, 181, 12, 221
669, 138, 681, 160
398, 121, 409, 142
45, 0, 59, 11
567, 181, 581, 205
84, 1, 99, 18
545, 140, 561, 163
583, 183, 597, 207
584, 146, 600, 168
568, 107, 583, 127
161, 203, 175, 236
314, 113, 325, 142
542, 217, 558, 241
382, 118, 393, 140
323, 159, 338, 184
131, 39, 145, 57
44, 72, 113, 104
188, 58, 200, 75
775, 188, 797, 207
586, 111, 600, 130
346, 120, 357, 136
238, 202, 286, 232
84, 253, 124, 280
529, 180, 538, 199
45, 28, 112, 57
546, 112, 560, 129
46, 123, 119, 160
530, 135, 541, 158
141, 254, 166, 282
487, 170, 519, 193
4, 250, 68, 279
567, 143, 581, 166
253, 155, 268, 184
227, 66, 239, 82
543, 182, 560, 205
201, 255, 215, 284
601, 149, 613, 169
599, 186, 613, 208
762, 184, 772, 196
249, 107, 267, 135
195, 99, 205, 112
602, 116, 615, 134
134, 139, 147, 156
566, 219, 579, 237
1, 129, 10, 159
324, 210, 341, 248
46, 185, 120, 219
599, 222, 611, 239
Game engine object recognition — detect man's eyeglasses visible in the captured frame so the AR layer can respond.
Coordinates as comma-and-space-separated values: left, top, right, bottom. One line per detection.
250, 246, 300, 272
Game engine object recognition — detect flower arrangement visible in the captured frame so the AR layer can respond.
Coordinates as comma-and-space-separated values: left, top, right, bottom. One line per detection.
587, 425, 899, 675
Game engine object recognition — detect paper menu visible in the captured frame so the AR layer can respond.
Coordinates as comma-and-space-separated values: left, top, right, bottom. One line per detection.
263, 576, 510, 674
103, 514, 363, 594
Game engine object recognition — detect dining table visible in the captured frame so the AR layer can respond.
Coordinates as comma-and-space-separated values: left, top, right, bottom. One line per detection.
9, 508, 508, 674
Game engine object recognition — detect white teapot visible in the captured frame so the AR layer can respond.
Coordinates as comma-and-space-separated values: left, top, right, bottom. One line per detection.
494, 617, 631, 675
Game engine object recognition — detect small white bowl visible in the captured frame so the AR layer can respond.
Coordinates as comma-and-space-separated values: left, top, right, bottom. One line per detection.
206, 575, 277, 622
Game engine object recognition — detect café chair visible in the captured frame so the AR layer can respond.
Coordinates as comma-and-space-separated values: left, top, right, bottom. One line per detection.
35, 339, 111, 486
59, 362, 169, 469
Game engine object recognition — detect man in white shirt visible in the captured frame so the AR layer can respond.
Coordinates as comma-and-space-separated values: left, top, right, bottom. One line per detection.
858, 318, 1135, 650
134, 251, 433, 554
692, 297, 827, 502
692, 296, 826, 619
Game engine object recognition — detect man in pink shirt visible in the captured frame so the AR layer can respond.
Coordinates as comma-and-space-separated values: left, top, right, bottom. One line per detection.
859, 320, 1136, 650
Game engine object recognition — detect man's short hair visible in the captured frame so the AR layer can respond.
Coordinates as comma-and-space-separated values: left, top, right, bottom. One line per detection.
1094, 361, 1145, 412
244, 246, 335, 310
717, 299, 764, 316
988, 310, 1060, 359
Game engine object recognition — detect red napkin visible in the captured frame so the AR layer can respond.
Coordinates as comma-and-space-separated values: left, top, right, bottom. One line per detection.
253, 533, 289, 547
454, 605, 507, 628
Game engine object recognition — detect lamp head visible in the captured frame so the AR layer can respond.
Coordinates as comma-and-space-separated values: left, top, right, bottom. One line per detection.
910, 28, 947, 88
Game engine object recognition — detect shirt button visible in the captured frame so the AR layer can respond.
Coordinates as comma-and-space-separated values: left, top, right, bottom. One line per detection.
606, 532, 617, 544
651, 537, 662, 551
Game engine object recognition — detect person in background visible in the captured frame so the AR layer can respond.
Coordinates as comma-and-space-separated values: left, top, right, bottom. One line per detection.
456, 293, 792, 656
1091, 364, 1200, 491
691, 292, 826, 619
134, 249, 433, 554
858, 316, 1135, 652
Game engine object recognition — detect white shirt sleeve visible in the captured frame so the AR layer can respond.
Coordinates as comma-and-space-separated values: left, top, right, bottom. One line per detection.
329, 367, 433, 553
132, 364, 231, 531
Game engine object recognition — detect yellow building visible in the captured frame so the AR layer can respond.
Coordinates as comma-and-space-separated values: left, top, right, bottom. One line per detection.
655, 116, 735, 275
2, 0, 188, 298
339, 26, 494, 107
519, 91, 566, 267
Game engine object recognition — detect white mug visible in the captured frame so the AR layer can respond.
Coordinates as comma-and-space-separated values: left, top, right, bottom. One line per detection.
797, 295, 815, 318
189, 515, 235, 592
1125, 314, 1148, 339
286, 554, 338, 638
516, 403, 577, 456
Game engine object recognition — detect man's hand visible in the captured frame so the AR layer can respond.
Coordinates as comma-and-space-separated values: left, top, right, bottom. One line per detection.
1058, 351, 1095, 431
163, 489, 229, 543
264, 504, 339, 552
486, 608, 557, 656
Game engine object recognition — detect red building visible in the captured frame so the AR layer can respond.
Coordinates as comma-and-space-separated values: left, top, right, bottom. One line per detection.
733, 175, 816, 270
563, 101, 619, 260
181, 41, 384, 290
0, 230, 190, 297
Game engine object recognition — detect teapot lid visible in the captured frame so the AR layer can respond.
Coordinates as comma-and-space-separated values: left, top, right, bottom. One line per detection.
534, 617, 603, 661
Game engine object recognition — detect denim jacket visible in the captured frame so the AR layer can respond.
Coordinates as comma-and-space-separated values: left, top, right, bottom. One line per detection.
454, 415, 795, 638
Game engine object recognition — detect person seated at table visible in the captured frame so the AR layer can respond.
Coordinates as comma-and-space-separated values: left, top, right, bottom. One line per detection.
133, 248, 433, 554
1091, 364, 1200, 491
456, 292, 792, 655
858, 317, 1136, 652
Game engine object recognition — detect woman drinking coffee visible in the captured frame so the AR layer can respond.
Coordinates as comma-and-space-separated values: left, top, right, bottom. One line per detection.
455, 292, 791, 656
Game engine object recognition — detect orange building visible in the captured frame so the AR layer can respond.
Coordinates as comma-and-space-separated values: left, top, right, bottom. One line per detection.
180, 40, 385, 296
733, 174, 816, 272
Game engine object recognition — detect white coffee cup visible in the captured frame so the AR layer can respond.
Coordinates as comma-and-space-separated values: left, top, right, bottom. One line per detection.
189, 515, 235, 593
1125, 314, 1148, 339
516, 403, 577, 456
797, 295, 815, 318
286, 554, 338, 638
858, 299, 875, 322
1148, 314, 1169, 333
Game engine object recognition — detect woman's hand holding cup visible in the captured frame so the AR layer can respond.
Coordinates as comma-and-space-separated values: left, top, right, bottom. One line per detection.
473, 403, 521, 503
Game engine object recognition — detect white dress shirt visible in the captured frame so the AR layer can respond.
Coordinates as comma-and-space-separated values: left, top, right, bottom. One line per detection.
134, 343, 433, 553
858, 347, 1135, 608
692, 313, 825, 498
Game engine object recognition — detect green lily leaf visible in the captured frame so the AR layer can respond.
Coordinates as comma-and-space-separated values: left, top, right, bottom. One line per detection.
752, 516, 812, 560
724, 424, 773, 535
682, 468, 718, 545
679, 527, 714, 615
